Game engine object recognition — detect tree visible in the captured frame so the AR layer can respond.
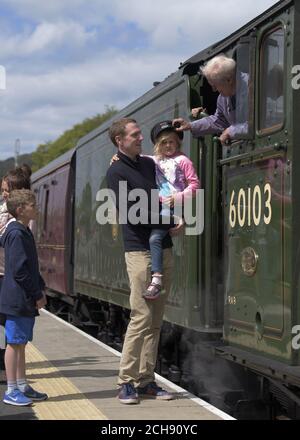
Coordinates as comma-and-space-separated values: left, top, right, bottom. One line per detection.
31, 106, 118, 171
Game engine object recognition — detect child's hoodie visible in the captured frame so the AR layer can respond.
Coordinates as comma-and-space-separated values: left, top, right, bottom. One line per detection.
0, 200, 13, 276
0, 221, 45, 317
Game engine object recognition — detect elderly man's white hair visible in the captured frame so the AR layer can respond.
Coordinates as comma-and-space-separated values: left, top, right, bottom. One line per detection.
201, 55, 236, 84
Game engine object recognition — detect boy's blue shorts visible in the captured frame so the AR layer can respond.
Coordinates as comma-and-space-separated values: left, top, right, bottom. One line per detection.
5, 316, 35, 344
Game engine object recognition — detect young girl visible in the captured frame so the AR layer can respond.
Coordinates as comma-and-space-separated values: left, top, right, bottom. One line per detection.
144, 120, 200, 300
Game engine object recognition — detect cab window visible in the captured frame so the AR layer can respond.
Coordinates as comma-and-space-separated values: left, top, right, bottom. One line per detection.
259, 27, 284, 131
234, 41, 252, 138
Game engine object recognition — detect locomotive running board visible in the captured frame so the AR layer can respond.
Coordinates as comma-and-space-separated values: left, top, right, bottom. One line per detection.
215, 345, 300, 388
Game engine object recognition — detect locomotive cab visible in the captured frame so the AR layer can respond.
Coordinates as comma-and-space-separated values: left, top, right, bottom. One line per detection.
181, 0, 300, 417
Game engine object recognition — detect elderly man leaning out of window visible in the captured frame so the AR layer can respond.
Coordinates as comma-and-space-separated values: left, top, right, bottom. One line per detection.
173, 54, 248, 145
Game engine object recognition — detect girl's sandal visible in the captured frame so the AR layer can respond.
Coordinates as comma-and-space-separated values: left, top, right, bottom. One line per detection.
142, 283, 161, 300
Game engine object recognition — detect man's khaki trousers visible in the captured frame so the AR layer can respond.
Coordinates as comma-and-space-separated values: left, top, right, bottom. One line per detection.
118, 248, 173, 388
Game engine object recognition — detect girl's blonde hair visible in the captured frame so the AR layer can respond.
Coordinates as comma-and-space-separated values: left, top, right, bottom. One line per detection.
153, 130, 182, 158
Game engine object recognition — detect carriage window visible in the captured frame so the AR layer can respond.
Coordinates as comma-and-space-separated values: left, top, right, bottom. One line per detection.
43, 189, 49, 232
259, 27, 284, 131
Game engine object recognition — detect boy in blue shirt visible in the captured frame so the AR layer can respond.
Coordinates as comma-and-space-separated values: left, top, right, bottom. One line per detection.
0, 189, 47, 406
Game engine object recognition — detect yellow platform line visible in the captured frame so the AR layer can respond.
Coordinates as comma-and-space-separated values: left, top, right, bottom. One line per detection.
26, 343, 107, 420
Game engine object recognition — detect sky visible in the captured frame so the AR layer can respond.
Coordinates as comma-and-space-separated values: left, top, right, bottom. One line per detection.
0, 0, 279, 160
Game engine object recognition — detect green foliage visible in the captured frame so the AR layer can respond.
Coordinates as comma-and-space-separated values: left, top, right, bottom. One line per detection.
31, 106, 118, 171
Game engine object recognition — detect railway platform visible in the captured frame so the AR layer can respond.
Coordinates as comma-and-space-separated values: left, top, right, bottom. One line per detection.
0, 309, 234, 422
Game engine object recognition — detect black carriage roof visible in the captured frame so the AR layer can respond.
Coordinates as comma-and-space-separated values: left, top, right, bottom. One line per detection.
31, 147, 75, 183
180, 0, 293, 76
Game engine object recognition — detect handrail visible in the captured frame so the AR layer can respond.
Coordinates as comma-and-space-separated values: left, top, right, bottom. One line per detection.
219, 143, 287, 165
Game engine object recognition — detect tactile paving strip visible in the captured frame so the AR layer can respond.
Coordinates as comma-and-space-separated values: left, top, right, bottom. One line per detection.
26, 343, 107, 420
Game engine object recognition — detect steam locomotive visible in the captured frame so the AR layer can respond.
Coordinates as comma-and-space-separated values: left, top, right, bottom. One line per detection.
31, 0, 300, 419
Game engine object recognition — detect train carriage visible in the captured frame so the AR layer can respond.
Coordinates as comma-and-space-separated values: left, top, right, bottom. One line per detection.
31, 0, 300, 418
31, 149, 75, 301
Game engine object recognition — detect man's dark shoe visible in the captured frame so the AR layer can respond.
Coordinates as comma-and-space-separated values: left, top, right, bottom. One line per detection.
118, 383, 139, 404
138, 382, 174, 400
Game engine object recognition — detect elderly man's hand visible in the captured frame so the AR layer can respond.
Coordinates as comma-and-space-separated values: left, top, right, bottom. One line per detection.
172, 118, 192, 132
219, 128, 232, 145
191, 107, 204, 118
